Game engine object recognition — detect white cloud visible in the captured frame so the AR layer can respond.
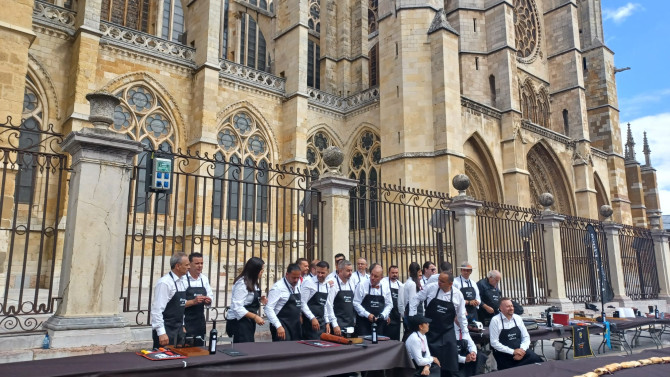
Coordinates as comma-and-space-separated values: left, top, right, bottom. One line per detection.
618, 89, 670, 119
622, 112, 670, 214
603, 3, 642, 24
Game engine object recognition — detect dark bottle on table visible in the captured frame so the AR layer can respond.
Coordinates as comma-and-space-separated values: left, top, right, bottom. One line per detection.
655, 306, 659, 319
209, 320, 218, 354
371, 321, 378, 344
546, 310, 552, 327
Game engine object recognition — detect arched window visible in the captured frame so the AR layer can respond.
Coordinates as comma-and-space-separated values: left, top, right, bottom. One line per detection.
240, 14, 268, 71
349, 131, 381, 229
101, 0, 150, 33
16, 77, 46, 204
215, 111, 270, 221
161, 0, 186, 43
308, 39, 321, 88
243, 0, 274, 12
369, 44, 379, 87
562, 109, 569, 135
368, 0, 378, 34
111, 85, 177, 214
536, 89, 550, 128
309, 0, 320, 33
306, 130, 337, 180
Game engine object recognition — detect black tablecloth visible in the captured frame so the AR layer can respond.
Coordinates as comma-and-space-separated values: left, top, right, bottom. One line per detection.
1, 340, 414, 377
486, 347, 670, 377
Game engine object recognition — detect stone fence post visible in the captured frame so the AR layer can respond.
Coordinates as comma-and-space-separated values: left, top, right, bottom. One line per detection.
449, 175, 483, 282
44, 93, 143, 348
601, 217, 632, 306
310, 147, 357, 268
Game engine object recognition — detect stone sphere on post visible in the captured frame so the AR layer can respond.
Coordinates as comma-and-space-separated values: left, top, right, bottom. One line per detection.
538, 192, 554, 212
86, 92, 120, 130
322, 146, 344, 175
599, 205, 613, 220
452, 174, 470, 196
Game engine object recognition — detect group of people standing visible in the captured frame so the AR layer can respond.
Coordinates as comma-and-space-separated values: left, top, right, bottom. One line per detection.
150, 253, 541, 377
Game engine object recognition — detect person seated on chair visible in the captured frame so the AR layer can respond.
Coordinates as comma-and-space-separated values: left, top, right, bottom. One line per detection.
454, 323, 486, 377
405, 315, 441, 377
489, 297, 543, 370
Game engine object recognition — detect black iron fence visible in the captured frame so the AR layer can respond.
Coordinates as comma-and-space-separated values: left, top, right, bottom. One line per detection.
349, 183, 455, 282
619, 225, 659, 300
0, 117, 68, 334
476, 202, 548, 306
120, 146, 322, 325
559, 216, 612, 303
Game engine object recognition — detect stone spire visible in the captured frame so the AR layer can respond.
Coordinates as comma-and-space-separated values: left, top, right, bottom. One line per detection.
642, 131, 651, 167
624, 123, 636, 161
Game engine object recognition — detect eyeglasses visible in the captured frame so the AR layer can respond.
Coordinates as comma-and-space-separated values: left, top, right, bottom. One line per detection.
430, 268, 437, 272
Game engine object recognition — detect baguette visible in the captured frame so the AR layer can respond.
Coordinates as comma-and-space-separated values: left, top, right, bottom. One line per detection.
620, 361, 640, 369
593, 367, 610, 375
603, 363, 621, 372
638, 359, 652, 366
649, 357, 663, 364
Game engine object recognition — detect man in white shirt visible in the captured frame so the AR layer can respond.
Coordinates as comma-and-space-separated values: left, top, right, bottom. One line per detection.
453, 262, 480, 323
353, 263, 393, 336
325, 253, 346, 283
296, 257, 310, 285
489, 297, 542, 370
266, 263, 303, 341
428, 261, 453, 284
405, 315, 441, 376
151, 252, 189, 348
325, 259, 355, 336
409, 272, 468, 376
350, 257, 369, 287
301, 260, 331, 339
184, 252, 214, 346
421, 261, 436, 287
382, 265, 403, 340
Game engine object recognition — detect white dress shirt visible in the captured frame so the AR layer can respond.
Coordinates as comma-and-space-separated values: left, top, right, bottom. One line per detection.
382, 277, 404, 313
454, 324, 477, 364
151, 271, 188, 336
408, 282, 469, 336
265, 277, 301, 329
227, 278, 260, 320
353, 279, 393, 319
350, 270, 369, 287
401, 278, 420, 315
453, 275, 481, 308
186, 272, 214, 303
422, 275, 432, 287
300, 277, 329, 320
405, 331, 434, 367
489, 313, 531, 355
325, 275, 354, 328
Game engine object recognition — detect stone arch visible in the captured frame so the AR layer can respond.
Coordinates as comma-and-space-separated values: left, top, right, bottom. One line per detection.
536, 86, 550, 128
527, 141, 574, 215
344, 122, 380, 151
345, 126, 381, 179
463, 132, 502, 202
100, 72, 187, 147
216, 101, 278, 163
520, 78, 537, 123
306, 126, 342, 179
594, 172, 609, 214
27, 54, 61, 122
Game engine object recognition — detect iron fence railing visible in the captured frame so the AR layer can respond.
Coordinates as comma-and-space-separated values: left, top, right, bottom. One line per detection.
349, 183, 455, 282
0, 117, 68, 334
476, 202, 548, 306
120, 146, 322, 325
559, 216, 612, 303
619, 224, 659, 300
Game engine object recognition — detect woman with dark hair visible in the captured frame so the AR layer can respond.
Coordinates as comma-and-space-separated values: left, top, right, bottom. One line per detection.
226, 257, 267, 343
401, 262, 423, 341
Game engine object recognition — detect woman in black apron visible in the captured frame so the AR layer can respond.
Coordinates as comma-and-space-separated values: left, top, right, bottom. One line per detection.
458, 276, 478, 323
425, 289, 459, 376
184, 275, 208, 346
226, 257, 265, 343
302, 280, 328, 340
152, 272, 187, 349
270, 278, 302, 341
355, 282, 386, 336
333, 278, 355, 335
403, 262, 424, 341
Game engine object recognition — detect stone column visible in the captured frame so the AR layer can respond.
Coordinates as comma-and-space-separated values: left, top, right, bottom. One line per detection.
601, 220, 632, 305
534, 193, 572, 311
651, 229, 670, 307
310, 147, 357, 266
44, 93, 143, 348
448, 175, 482, 282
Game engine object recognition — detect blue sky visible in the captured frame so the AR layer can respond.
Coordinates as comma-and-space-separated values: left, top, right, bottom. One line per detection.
601, 1, 670, 216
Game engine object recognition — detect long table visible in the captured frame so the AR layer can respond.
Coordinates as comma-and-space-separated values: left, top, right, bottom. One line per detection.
2, 340, 415, 377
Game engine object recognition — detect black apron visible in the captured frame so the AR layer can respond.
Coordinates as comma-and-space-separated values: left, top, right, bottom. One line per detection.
333, 279, 355, 330
226, 287, 260, 343
459, 277, 478, 322
270, 279, 302, 341
493, 314, 522, 370
302, 281, 328, 340
425, 289, 459, 373
356, 282, 386, 336
152, 272, 186, 348
478, 282, 501, 326
184, 275, 208, 346
387, 280, 401, 341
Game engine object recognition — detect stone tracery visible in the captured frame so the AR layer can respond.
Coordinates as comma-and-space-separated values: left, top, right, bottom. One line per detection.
514, 0, 541, 63
527, 143, 573, 215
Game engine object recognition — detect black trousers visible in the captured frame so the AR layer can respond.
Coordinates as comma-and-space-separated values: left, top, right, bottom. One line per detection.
493, 349, 543, 370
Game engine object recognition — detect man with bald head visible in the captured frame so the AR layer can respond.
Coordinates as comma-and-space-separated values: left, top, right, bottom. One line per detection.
350, 257, 370, 288
353, 263, 393, 336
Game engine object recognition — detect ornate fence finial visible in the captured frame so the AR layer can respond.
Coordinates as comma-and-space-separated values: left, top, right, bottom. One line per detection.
452, 174, 470, 196
538, 192, 554, 212
86, 91, 120, 130
322, 146, 344, 175
599, 204, 613, 221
